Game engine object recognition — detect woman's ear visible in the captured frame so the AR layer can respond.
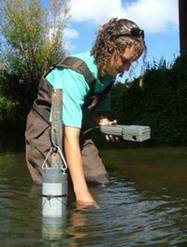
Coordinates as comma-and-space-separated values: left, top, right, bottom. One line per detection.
109, 51, 118, 67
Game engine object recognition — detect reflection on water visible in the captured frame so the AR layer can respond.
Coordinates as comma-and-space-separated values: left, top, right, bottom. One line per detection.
0, 149, 187, 247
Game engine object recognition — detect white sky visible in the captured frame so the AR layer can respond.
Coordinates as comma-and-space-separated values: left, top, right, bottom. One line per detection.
68, 0, 178, 34
64, 0, 179, 76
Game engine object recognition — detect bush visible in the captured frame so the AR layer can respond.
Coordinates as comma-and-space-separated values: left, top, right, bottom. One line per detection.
111, 57, 187, 144
0, 97, 23, 130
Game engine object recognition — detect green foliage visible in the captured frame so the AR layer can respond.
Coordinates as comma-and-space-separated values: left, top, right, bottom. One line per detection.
111, 57, 187, 144
110, 83, 128, 122
0, 97, 21, 129
1, 0, 68, 79
0, 0, 69, 132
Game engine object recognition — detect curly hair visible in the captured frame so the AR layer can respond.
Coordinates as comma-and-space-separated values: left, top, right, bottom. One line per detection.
91, 18, 146, 77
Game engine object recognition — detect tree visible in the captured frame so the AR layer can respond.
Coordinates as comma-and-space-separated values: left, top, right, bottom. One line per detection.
0, 0, 69, 131
1, 0, 69, 78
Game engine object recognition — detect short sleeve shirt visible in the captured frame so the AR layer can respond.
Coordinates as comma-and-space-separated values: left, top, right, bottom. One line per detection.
46, 51, 113, 128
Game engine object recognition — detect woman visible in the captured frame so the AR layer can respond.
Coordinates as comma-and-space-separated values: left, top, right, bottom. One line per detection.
25, 18, 146, 208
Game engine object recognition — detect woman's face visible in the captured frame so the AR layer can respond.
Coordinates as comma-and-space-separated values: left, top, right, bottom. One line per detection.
107, 46, 142, 76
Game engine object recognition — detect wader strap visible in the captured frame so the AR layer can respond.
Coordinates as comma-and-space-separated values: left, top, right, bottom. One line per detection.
87, 79, 115, 111
58, 57, 95, 85
44, 57, 96, 87
33, 57, 114, 123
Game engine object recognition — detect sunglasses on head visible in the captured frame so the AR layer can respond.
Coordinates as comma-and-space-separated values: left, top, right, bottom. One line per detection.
113, 27, 144, 39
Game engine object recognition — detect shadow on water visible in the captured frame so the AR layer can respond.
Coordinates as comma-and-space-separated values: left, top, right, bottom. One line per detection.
0, 139, 187, 246
0, 133, 25, 153
101, 147, 187, 198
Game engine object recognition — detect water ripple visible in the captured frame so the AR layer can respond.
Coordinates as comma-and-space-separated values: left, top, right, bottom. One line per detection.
0, 153, 187, 246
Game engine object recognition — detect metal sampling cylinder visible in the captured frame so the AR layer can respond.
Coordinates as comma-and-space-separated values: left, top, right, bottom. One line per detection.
42, 167, 68, 218
41, 89, 68, 218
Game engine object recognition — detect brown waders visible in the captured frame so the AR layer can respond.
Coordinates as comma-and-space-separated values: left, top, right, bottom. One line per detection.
25, 110, 109, 185
25, 57, 111, 186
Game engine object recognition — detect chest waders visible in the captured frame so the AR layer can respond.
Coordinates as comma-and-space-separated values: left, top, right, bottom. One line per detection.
25, 57, 114, 219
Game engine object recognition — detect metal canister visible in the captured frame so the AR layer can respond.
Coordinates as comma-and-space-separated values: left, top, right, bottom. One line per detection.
42, 167, 67, 218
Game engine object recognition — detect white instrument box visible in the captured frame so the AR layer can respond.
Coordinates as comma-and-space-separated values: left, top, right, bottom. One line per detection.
100, 125, 151, 142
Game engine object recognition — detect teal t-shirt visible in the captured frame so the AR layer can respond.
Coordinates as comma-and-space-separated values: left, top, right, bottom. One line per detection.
46, 51, 113, 128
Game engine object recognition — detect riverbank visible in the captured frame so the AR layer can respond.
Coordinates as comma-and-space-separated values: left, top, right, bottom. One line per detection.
101, 146, 187, 167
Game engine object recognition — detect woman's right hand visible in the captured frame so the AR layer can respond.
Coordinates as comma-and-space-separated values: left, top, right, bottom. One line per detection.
76, 189, 99, 209
64, 126, 98, 209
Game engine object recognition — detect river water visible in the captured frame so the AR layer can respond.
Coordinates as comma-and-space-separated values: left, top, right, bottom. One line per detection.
0, 143, 187, 246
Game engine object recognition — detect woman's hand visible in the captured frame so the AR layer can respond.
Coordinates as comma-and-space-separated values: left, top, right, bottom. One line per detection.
64, 126, 98, 208
97, 116, 120, 143
98, 118, 117, 126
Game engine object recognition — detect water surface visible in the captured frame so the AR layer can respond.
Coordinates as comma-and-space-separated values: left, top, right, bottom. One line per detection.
0, 146, 187, 246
